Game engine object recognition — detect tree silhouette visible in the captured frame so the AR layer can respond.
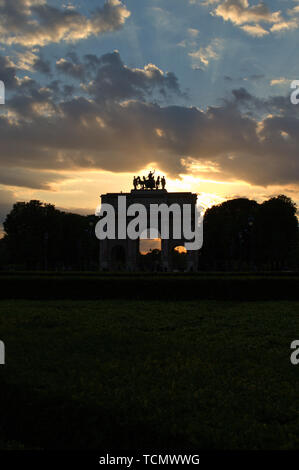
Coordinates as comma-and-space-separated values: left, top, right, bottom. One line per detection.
201, 195, 298, 271
255, 195, 298, 270
202, 198, 259, 270
3, 200, 98, 270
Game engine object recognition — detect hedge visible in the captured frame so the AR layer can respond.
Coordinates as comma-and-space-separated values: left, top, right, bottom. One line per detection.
0, 275, 298, 300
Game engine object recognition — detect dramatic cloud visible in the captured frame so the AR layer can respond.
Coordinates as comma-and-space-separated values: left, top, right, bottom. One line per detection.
56, 56, 85, 80
56, 51, 183, 102
189, 38, 223, 68
0, 168, 68, 189
0, 55, 19, 89
0, 0, 130, 47
214, 0, 282, 26
33, 55, 51, 74
0, 50, 299, 190
240, 24, 269, 37
200, 0, 298, 36
0, 47, 298, 195
1, 0, 297, 230
15, 51, 51, 74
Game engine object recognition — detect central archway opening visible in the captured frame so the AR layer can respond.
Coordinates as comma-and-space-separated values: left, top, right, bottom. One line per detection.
139, 229, 162, 271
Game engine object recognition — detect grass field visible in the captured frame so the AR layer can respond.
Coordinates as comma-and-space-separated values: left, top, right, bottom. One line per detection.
0, 299, 298, 450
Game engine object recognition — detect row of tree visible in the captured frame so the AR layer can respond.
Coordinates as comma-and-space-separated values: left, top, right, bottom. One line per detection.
0, 195, 298, 271
200, 195, 299, 271
0, 200, 99, 270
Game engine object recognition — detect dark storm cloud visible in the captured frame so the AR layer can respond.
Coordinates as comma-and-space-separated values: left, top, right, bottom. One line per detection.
55, 51, 183, 102
0, 168, 67, 189
232, 87, 252, 101
7, 84, 56, 118
1, 91, 299, 187
0, 54, 18, 89
56, 56, 85, 81
0, 0, 130, 47
45, 80, 75, 99
0, 49, 299, 190
33, 55, 51, 75
87, 52, 183, 101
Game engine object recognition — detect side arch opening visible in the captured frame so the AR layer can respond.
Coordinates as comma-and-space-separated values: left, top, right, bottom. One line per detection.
171, 245, 188, 272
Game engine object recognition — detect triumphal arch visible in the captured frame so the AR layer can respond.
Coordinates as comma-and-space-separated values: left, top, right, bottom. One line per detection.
98, 172, 200, 271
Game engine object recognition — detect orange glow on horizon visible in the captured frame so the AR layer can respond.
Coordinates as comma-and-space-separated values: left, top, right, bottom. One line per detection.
139, 237, 161, 255
174, 246, 187, 254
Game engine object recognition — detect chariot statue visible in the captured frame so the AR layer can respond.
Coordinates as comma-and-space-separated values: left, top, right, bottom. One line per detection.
133, 171, 166, 191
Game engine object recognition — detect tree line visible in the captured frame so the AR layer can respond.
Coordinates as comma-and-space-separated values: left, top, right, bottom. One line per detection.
0, 200, 99, 271
0, 195, 298, 271
200, 195, 299, 271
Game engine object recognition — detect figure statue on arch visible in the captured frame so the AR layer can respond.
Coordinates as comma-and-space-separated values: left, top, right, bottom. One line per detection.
132, 171, 166, 191
156, 176, 160, 190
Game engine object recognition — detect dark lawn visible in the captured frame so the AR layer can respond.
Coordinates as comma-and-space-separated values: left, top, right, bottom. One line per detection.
0, 300, 298, 450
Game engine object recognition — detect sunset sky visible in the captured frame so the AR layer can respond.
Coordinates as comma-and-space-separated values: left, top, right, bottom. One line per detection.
1, 0, 299, 234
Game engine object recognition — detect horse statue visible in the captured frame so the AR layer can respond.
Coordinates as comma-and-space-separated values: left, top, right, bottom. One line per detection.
133, 171, 166, 190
